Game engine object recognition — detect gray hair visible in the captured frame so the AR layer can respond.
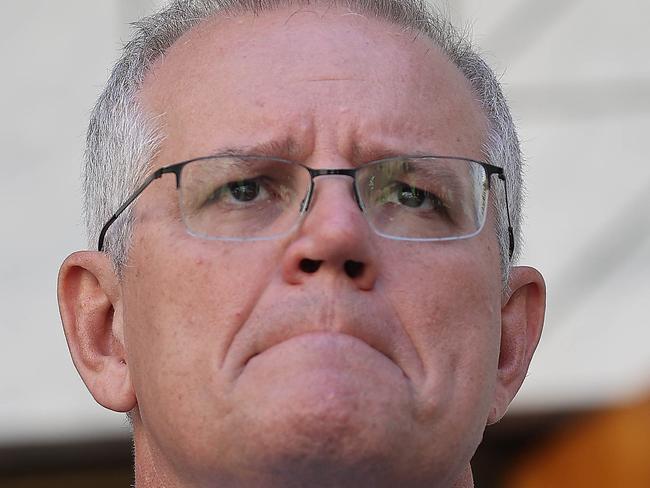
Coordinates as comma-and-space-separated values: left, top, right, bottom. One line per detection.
85, 0, 523, 281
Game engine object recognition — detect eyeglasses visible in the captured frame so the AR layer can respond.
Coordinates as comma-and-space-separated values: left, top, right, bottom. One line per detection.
98, 154, 514, 257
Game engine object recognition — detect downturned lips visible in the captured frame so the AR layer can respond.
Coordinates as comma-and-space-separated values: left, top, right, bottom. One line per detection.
223, 295, 419, 381
245, 328, 397, 368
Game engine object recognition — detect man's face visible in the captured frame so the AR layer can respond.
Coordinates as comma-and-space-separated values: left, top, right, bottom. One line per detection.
124, 7, 501, 486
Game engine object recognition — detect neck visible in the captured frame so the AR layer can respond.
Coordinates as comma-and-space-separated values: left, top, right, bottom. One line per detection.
132, 417, 476, 488
134, 458, 476, 488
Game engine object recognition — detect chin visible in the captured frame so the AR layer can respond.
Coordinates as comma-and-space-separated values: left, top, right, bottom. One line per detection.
220, 396, 455, 488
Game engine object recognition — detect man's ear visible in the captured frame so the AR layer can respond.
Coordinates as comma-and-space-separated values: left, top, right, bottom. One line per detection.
488, 265, 546, 424
57, 251, 136, 412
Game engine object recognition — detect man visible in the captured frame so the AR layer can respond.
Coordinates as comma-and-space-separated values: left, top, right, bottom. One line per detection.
58, 0, 546, 486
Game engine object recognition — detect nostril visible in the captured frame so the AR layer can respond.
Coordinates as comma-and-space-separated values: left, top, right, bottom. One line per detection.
344, 260, 364, 278
299, 258, 322, 273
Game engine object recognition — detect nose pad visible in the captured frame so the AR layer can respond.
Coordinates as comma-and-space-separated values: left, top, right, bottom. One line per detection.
352, 186, 363, 211
300, 173, 362, 214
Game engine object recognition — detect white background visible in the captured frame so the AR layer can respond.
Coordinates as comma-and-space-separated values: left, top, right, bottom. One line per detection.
1, 0, 649, 446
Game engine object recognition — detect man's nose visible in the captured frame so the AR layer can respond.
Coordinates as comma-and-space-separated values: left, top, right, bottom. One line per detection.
280, 176, 379, 290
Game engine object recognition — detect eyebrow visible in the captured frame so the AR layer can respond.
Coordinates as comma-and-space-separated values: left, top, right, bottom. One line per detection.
350, 141, 433, 164
210, 138, 440, 166
211, 137, 305, 161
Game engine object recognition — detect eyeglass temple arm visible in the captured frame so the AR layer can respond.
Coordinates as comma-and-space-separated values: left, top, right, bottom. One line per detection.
498, 173, 515, 260
97, 168, 166, 252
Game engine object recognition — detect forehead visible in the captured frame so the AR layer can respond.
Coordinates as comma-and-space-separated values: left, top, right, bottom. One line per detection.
139, 6, 488, 163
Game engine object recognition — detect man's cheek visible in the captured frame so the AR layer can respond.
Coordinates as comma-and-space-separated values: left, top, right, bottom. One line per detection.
386, 253, 500, 372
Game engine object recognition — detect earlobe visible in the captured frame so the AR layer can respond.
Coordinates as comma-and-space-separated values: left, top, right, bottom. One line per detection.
57, 251, 136, 413
488, 266, 546, 424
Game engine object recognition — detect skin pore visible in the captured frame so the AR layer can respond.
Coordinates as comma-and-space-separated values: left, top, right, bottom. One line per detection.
58, 5, 545, 487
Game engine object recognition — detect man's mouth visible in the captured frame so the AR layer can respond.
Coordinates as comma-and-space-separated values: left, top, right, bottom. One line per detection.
245, 329, 396, 367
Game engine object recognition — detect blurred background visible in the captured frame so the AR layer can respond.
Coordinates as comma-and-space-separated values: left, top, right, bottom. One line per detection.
1, 0, 648, 486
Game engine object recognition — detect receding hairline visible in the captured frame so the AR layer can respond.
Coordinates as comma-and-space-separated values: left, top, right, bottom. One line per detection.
139, 2, 468, 91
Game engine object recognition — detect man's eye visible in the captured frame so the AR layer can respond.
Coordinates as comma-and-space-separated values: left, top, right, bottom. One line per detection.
203, 178, 267, 207
227, 179, 261, 202
393, 183, 446, 212
397, 184, 425, 208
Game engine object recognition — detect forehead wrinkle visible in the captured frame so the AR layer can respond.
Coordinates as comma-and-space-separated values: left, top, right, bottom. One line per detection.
209, 136, 309, 161
303, 76, 362, 82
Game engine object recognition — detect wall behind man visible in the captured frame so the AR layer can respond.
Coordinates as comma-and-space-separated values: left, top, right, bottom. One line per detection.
1, 0, 648, 467
468, 0, 650, 411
